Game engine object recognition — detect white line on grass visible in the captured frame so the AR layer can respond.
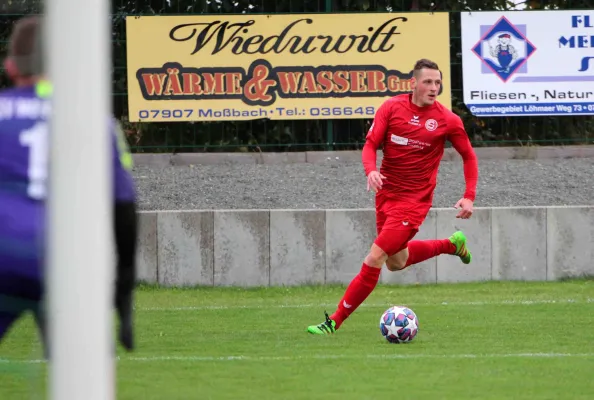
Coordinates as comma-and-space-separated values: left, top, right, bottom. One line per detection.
121, 353, 594, 362
3, 353, 594, 364
138, 298, 594, 311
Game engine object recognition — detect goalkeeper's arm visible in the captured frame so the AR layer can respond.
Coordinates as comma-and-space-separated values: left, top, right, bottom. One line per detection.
114, 199, 137, 351
112, 119, 138, 351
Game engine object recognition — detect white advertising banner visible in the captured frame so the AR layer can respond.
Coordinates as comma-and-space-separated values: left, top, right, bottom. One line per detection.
461, 11, 594, 116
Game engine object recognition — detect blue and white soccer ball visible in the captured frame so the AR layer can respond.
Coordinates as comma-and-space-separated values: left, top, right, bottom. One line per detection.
379, 306, 419, 343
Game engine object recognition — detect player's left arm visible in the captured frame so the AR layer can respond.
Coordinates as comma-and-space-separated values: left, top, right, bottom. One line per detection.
447, 114, 478, 219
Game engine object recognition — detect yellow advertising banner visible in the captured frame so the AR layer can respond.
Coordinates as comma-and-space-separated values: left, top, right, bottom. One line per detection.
126, 13, 451, 122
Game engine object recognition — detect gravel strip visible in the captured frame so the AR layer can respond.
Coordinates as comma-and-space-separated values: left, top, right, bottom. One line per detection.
132, 158, 594, 211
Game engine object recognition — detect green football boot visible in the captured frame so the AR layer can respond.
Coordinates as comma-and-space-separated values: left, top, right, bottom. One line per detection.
307, 312, 337, 335
449, 231, 472, 264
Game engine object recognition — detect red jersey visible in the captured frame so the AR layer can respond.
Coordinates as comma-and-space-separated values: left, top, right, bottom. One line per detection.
362, 94, 478, 205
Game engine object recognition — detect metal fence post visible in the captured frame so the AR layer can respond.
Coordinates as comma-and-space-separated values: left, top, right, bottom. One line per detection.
325, 0, 334, 151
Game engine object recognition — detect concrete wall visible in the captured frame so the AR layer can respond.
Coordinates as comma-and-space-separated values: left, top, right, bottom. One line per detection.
135, 206, 594, 287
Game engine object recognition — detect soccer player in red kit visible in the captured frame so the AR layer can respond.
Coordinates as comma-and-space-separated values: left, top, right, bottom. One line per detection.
307, 59, 479, 335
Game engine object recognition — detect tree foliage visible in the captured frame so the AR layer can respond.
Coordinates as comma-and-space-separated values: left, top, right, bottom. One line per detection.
1, 0, 592, 152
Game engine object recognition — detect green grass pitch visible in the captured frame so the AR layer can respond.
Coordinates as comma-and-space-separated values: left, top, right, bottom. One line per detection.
1, 280, 594, 399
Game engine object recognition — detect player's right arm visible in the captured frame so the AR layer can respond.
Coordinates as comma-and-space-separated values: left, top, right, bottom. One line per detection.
362, 101, 390, 192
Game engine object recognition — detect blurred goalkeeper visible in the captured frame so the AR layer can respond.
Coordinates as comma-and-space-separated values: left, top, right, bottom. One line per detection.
307, 59, 479, 335
0, 16, 138, 353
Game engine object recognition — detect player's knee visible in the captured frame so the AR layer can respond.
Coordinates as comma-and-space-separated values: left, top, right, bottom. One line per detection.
364, 244, 388, 268
385, 248, 409, 271
386, 258, 406, 271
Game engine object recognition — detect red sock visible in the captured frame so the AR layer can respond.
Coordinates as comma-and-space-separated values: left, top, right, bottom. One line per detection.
404, 239, 456, 268
330, 263, 381, 330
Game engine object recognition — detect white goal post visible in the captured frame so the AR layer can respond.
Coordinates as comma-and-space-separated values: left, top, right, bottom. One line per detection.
45, 0, 115, 399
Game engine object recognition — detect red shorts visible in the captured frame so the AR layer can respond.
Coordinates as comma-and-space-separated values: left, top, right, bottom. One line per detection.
374, 193, 431, 256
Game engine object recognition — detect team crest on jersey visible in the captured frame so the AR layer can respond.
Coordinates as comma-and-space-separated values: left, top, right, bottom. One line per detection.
425, 119, 438, 131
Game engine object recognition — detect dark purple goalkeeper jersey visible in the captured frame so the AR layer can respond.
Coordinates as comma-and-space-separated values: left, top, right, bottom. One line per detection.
0, 82, 136, 331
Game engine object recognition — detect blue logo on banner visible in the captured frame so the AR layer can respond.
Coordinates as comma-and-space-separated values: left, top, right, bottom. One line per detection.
471, 16, 537, 82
